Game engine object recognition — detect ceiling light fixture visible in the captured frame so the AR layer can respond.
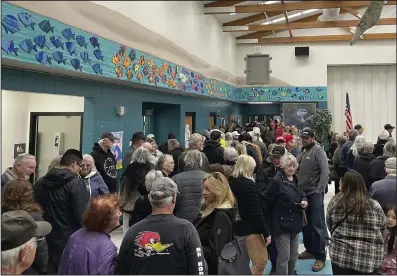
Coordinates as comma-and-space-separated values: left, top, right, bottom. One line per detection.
272, 17, 285, 23
302, 9, 320, 14
261, 21, 271, 25
265, 1, 279, 4
230, 13, 236, 15
288, 12, 302, 19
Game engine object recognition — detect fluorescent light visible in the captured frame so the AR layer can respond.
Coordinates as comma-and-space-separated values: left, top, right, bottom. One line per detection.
302, 9, 319, 14
265, 1, 279, 4
272, 17, 285, 23
261, 21, 271, 25
230, 13, 236, 15
288, 12, 302, 19
247, 102, 274, 104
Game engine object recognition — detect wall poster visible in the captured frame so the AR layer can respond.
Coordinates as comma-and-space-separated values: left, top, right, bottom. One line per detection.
282, 103, 317, 130
111, 131, 123, 170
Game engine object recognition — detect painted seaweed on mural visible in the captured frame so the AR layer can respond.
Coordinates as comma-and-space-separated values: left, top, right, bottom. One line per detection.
1, 2, 327, 103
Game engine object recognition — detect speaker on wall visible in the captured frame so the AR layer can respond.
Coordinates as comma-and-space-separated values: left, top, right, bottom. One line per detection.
295, 46, 309, 56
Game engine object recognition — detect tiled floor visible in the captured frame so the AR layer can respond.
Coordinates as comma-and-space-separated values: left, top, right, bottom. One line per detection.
110, 183, 336, 275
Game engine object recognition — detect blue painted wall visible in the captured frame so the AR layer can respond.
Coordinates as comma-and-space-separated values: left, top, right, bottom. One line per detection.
2, 68, 240, 154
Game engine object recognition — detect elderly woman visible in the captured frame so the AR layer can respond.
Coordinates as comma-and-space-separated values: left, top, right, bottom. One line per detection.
353, 139, 376, 190
80, 154, 109, 198
178, 133, 210, 173
265, 154, 308, 275
48, 155, 62, 171
346, 135, 366, 171
128, 170, 163, 226
173, 150, 209, 223
58, 194, 121, 274
155, 154, 175, 177
209, 147, 238, 178
2, 180, 49, 275
229, 154, 271, 275
120, 147, 154, 235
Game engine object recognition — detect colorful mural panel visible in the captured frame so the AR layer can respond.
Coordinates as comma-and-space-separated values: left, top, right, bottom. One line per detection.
1, 2, 327, 103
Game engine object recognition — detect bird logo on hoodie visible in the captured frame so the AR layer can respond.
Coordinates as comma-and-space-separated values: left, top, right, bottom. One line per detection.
104, 157, 116, 178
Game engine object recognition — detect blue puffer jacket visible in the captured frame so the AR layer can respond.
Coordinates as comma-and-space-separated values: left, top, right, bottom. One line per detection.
82, 171, 109, 198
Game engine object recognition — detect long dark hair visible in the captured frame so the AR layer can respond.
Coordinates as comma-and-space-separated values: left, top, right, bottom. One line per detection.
334, 171, 371, 222
385, 205, 397, 254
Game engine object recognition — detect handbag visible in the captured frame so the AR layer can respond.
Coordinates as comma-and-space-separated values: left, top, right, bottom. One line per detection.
218, 217, 252, 275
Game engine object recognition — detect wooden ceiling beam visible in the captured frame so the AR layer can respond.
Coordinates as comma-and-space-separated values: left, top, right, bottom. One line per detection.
204, 1, 246, 8
228, 18, 396, 32
204, 1, 396, 14
254, 33, 397, 44
341, 7, 363, 19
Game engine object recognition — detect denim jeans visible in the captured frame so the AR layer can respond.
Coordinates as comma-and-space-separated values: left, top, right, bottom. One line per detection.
302, 192, 327, 261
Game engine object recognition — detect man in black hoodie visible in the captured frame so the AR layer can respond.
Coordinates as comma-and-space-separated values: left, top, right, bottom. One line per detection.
34, 149, 89, 273
90, 132, 118, 193
203, 130, 224, 165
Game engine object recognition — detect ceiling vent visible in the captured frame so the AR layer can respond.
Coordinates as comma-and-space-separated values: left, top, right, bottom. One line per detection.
253, 46, 262, 54
318, 8, 343, 21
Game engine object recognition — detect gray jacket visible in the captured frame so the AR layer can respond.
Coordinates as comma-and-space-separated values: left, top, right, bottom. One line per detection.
172, 170, 209, 222
123, 146, 136, 168
369, 175, 397, 209
297, 144, 329, 195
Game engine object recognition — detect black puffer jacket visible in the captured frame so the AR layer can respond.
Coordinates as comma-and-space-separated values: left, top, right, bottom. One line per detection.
172, 170, 209, 222
373, 140, 387, 157
353, 153, 376, 189
265, 171, 307, 234
368, 155, 389, 187
203, 140, 225, 165
33, 168, 89, 269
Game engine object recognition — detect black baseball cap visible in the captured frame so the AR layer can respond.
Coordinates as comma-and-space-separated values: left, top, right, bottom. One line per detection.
100, 132, 118, 142
271, 145, 286, 156
2, 210, 52, 251
130, 132, 145, 142
354, 124, 363, 130
301, 128, 315, 138
384, 124, 395, 130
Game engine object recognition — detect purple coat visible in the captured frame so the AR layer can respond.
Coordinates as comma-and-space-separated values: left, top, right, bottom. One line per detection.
58, 228, 117, 275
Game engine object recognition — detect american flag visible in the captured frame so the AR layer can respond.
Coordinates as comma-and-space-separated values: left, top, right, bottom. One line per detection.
345, 93, 353, 131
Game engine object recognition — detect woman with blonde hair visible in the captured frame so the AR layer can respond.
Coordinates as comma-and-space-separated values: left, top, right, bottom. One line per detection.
229, 154, 271, 275
194, 172, 237, 274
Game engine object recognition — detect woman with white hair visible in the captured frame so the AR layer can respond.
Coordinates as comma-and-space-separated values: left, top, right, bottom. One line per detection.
265, 154, 308, 275
229, 154, 271, 275
209, 147, 238, 178
80, 154, 109, 198
128, 170, 163, 227
353, 139, 376, 189
346, 135, 366, 170
119, 147, 154, 235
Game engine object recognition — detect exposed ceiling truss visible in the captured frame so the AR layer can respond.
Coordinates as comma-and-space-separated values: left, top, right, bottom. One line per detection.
204, 1, 397, 44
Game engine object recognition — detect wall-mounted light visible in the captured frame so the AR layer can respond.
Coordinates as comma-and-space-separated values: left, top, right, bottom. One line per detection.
116, 106, 125, 116
230, 13, 236, 15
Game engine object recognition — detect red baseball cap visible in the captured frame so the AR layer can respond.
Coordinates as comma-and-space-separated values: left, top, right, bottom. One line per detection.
276, 136, 285, 143
284, 134, 294, 143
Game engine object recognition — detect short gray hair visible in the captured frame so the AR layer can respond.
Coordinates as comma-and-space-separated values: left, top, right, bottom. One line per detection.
225, 132, 233, 141
362, 140, 374, 154
224, 147, 238, 162
131, 147, 153, 164
168, 139, 179, 151
280, 154, 299, 169
384, 141, 396, 157
189, 133, 203, 149
141, 142, 153, 152
82, 154, 97, 171
155, 154, 173, 170
13, 154, 35, 167
351, 135, 366, 156
148, 177, 178, 208
145, 170, 164, 192
1, 238, 36, 269
48, 155, 62, 170
184, 150, 203, 170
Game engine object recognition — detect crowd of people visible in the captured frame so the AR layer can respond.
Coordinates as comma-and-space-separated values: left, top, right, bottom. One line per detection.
1, 119, 396, 275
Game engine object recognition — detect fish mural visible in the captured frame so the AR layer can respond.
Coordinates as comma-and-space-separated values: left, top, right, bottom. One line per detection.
76, 35, 87, 48
50, 36, 64, 49
33, 35, 48, 50
65, 42, 77, 56
62, 28, 75, 41
52, 51, 67, 65
70, 58, 82, 71
2, 14, 20, 34
18, 13, 35, 30
92, 63, 102, 75
38, 20, 54, 33
93, 49, 104, 61
2, 40, 19, 55
89, 36, 100, 48
35, 51, 51, 65
80, 51, 91, 64
19, 39, 36, 53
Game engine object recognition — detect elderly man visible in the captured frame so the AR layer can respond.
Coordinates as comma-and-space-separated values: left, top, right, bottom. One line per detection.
1, 210, 52, 275
173, 150, 209, 223
90, 132, 118, 193
123, 132, 146, 167
369, 157, 397, 209
117, 177, 207, 275
1, 154, 36, 188
168, 139, 183, 177
178, 133, 210, 173
296, 128, 329, 272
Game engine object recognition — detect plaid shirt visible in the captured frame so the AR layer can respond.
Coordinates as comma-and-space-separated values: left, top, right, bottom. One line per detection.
326, 197, 386, 273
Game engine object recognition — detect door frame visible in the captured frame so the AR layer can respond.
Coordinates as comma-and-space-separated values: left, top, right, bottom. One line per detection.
209, 112, 217, 129
185, 112, 196, 134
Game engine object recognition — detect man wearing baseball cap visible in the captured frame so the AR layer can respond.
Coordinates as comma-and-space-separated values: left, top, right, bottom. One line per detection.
284, 134, 301, 157
1, 210, 52, 275
296, 128, 329, 272
90, 132, 118, 193
384, 124, 395, 137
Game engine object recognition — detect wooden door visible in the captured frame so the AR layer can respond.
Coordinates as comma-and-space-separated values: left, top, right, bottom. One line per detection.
185, 115, 193, 133
209, 115, 215, 129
